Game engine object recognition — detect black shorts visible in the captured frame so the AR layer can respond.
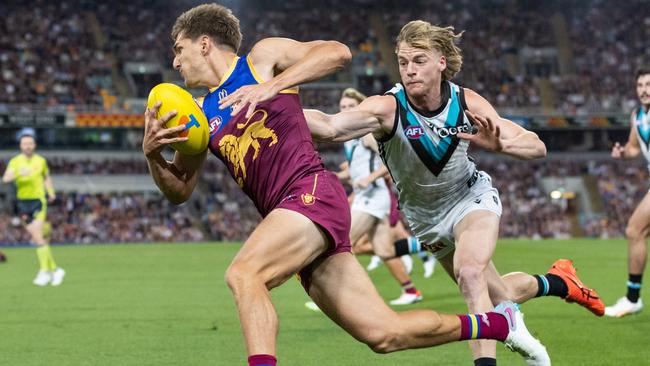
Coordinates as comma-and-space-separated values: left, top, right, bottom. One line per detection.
16, 198, 45, 224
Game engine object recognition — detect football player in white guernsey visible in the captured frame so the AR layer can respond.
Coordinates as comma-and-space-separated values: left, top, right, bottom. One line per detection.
306, 20, 604, 366
607, 68, 650, 318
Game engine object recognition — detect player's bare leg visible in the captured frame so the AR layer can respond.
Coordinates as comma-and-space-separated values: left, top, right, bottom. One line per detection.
352, 234, 374, 255
370, 218, 421, 304
606, 192, 650, 317
225, 209, 329, 356
306, 250, 549, 364
450, 210, 501, 360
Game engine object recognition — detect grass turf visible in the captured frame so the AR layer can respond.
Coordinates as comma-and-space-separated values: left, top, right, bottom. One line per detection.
0, 239, 648, 365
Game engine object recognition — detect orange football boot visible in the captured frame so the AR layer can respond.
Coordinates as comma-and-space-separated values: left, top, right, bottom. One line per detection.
547, 259, 605, 316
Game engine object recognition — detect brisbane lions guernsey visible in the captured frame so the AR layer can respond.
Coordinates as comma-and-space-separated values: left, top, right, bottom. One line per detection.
200, 55, 326, 216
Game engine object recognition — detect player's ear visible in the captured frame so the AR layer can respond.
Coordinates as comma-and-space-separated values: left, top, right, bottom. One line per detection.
200, 35, 210, 55
438, 55, 447, 72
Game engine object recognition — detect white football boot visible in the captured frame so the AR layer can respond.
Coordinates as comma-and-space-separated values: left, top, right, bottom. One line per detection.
366, 255, 382, 271
494, 301, 551, 366
33, 270, 52, 286
51, 267, 66, 286
423, 257, 436, 278
389, 291, 423, 305
604, 297, 643, 317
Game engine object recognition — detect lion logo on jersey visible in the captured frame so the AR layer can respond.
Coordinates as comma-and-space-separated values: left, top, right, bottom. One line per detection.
218, 110, 278, 187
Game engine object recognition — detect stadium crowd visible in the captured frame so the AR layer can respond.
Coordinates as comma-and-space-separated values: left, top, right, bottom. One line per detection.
2, 154, 647, 244
1, 0, 645, 113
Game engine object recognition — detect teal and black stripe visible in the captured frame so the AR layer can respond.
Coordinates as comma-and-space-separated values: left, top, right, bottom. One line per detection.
637, 107, 650, 148
393, 86, 463, 176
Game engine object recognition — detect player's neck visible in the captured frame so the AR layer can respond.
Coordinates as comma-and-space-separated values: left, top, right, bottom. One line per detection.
409, 84, 443, 112
207, 51, 238, 87
642, 103, 650, 113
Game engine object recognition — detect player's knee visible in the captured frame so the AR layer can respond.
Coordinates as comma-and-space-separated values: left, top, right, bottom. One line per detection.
456, 265, 485, 292
224, 261, 258, 293
625, 223, 646, 240
374, 245, 395, 260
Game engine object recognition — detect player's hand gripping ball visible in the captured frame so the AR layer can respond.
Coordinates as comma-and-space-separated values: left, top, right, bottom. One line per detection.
147, 83, 209, 155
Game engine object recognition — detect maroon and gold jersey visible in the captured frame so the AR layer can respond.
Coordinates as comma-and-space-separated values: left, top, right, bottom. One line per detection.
201, 55, 326, 216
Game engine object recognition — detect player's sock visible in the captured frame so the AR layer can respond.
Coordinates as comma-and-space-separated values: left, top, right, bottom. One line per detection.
457, 312, 508, 341
248, 354, 276, 366
35, 246, 49, 271
626, 274, 643, 303
474, 357, 497, 366
401, 280, 418, 294
394, 236, 421, 257
418, 251, 429, 262
41, 245, 58, 271
534, 273, 568, 298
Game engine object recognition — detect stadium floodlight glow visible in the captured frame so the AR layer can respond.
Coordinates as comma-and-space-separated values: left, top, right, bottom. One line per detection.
550, 190, 563, 199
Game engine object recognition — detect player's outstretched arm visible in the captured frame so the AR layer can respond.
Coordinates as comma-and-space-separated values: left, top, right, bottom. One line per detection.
2, 164, 16, 183
459, 88, 547, 160
304, 95, 395, 143
143, 101, 207, 204
612, 112, 641, 159
220, 37, 352, 117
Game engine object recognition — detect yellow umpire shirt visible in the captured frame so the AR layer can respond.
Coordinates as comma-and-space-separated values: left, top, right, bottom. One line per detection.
6, 153, 49, 200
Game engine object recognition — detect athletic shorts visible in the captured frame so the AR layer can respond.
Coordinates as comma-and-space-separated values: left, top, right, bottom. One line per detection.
350, 185, 390, 220
411, 171, 502, 260
275, 171, 352, 291
17, 198, 46, 224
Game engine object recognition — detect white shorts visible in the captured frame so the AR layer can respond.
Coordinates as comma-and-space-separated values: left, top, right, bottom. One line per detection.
414, 171, 502, 259
351, 186, 391, 220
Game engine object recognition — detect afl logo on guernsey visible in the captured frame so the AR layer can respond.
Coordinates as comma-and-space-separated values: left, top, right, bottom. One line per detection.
404, 125, 425, 139
209, 116, 223, 135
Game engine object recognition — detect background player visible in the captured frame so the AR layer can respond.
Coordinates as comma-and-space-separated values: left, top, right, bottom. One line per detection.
606, 67, 650, 317
2, 133, 65, 286
144, 5, 549, 365
305, 20, 602, 365
338, 87, 423, 305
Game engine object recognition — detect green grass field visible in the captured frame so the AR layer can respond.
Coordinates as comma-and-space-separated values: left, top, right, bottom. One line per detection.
1, 239, 648, 365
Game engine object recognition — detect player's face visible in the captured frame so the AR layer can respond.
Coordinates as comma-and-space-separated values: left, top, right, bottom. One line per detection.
19, 136, 36, 156
396, 42, 446, 98
339, 97, 359, 112
637, 74, 650, 106
172, 35, 207, 88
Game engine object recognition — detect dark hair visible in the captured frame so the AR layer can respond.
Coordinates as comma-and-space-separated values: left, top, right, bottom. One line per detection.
171, 3, 242, 52
18, 133, 35, 143
636, 68, 650, 81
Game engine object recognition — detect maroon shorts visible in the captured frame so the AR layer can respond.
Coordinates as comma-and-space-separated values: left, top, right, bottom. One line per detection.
275, 171, 351, 291
388, 189, 400, 227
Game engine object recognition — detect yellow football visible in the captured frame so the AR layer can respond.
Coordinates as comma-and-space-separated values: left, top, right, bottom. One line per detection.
147, 83, 209, 155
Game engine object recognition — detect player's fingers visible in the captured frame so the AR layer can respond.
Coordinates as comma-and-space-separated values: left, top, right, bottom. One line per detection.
149, 100, 162, 115
232, 95, 251, 116
456, 132, 474, 141
159, 137, 189, 145
494, 125, 501, 138
485, 116, 495, 132
219, 92, 239, 109
159, 110, 178, 125
245, 98, 258, 118
160, 124, 187, 137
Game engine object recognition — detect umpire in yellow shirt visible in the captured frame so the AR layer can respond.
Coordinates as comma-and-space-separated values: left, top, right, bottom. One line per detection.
2, 133, 65, 286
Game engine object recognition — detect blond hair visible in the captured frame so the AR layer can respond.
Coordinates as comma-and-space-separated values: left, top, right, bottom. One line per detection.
395, 20, 464, 81
341, 88, 367, 104
171, 4, 242, 52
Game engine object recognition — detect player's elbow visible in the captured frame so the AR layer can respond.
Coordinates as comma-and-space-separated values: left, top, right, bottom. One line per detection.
534, 141, 547, 159
328, 41, 352, 69
163, 188, 193, 205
